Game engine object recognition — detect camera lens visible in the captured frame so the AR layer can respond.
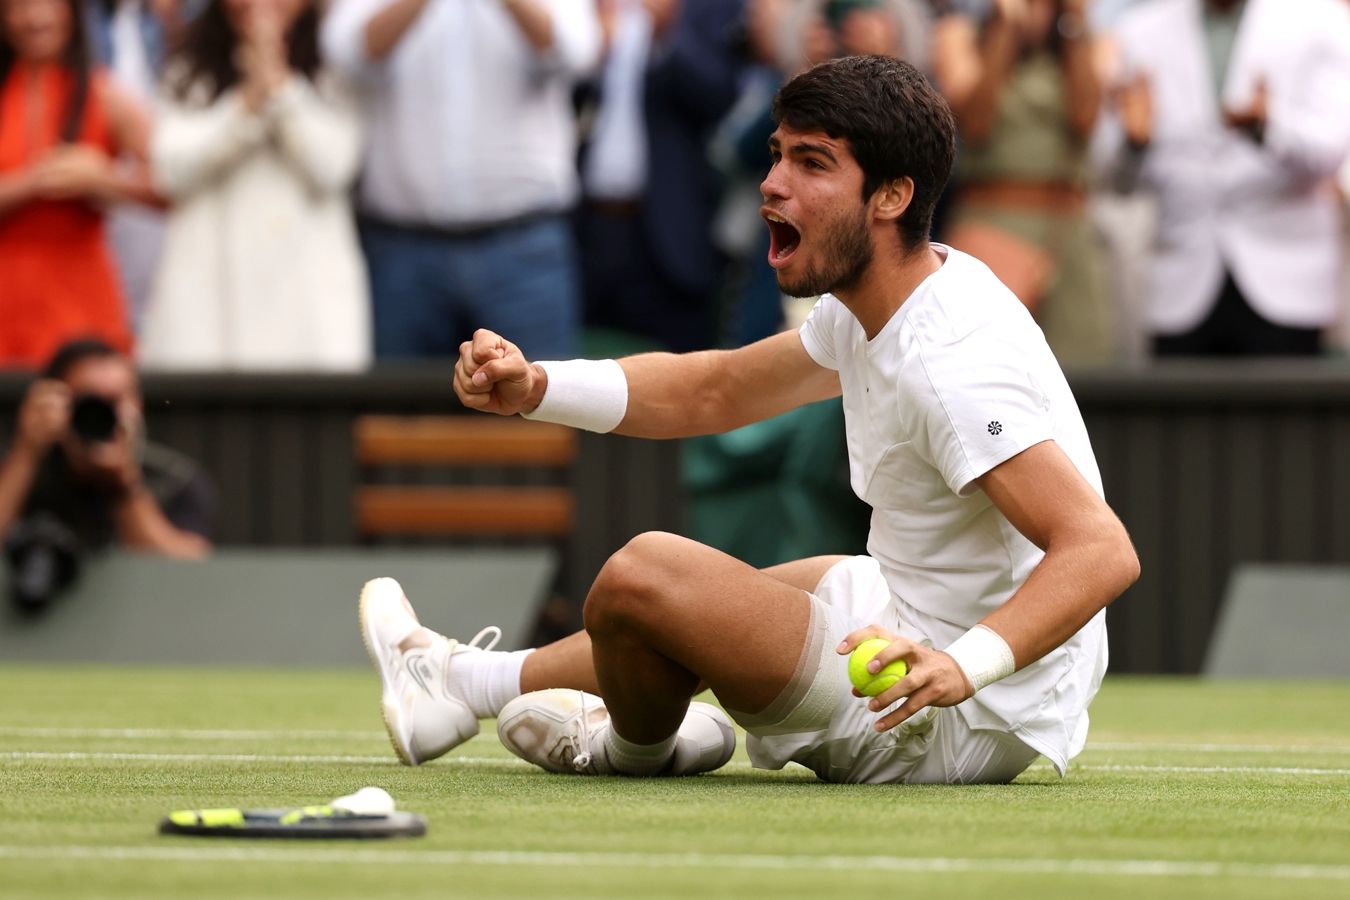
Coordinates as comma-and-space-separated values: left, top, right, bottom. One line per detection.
70, 395, 118, 442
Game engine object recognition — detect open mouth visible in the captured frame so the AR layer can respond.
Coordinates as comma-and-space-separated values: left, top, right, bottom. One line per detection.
763, 211, 801, 268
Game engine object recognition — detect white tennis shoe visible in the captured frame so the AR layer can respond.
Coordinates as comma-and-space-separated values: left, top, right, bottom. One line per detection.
497, 689, 736, 777
358, 577, 500, 766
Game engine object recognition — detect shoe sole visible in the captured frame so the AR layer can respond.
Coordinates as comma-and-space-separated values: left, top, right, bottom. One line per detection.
358, 578, 417, 766
497, 689, 608, 774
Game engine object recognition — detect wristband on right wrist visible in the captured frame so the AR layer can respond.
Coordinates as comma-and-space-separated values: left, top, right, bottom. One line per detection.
520, 358, 628, 434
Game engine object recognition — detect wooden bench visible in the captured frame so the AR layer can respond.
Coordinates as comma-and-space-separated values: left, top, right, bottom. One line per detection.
353, 416, 578, 539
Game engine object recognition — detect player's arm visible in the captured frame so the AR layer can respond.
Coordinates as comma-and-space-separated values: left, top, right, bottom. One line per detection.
840, 440, 1139, 732
974, 440, 1138, 660
110, 488, 212, 560
453, 328, 841, 439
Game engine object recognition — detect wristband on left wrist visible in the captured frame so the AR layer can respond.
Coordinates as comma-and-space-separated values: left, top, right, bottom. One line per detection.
944, 625, 1016, 694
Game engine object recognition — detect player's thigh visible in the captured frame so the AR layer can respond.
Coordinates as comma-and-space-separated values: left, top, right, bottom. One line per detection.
587, 532, 814, 715
761, 555, 851, 594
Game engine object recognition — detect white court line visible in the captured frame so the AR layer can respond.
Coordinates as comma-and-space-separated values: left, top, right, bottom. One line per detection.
4, 751, 1349, 777
1090, 741, 1350, 755
0, 845, 1345, 882
1059, 763, 1350, 777
0, 751, 410, 766
0, 727, 386, 741
4, 727, 1349, 756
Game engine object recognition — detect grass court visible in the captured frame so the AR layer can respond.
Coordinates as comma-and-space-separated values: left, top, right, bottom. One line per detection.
1, 666, 1347, 899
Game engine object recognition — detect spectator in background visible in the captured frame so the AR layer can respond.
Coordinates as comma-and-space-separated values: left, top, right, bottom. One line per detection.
578, 0, 745, 353
0, 0, 157, 370
934, 0, 1117, 366
139, 0, 371, 371
776, 0, 931, 73
321, 0, 601, 361
84, 0, 197, 329
0, 340, 212, 609
1100, 0, 1350, 357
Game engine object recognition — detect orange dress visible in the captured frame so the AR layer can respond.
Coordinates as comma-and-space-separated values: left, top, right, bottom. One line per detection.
0, 64, 133, 370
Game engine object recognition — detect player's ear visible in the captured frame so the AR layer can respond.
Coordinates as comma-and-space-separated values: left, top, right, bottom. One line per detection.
872, 176, 914, 224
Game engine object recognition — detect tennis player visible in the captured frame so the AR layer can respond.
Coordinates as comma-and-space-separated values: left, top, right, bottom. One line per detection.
359, 55, 1139, 784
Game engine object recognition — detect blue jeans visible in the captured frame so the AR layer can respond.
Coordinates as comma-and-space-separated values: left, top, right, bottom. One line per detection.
360, 216, 580, 361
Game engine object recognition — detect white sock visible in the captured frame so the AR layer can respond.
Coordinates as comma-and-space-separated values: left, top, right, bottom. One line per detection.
603, 727, 677, 777
448, 647, 534, 719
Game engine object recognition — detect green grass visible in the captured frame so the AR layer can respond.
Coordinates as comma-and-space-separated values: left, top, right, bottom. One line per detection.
1, 667, 1347, 899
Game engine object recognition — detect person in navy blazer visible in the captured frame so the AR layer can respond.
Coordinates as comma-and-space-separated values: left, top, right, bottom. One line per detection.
579, 0, 747, 353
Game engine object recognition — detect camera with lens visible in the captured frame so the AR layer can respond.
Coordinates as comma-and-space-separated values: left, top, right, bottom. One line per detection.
5, 514, 84, 613
70, 394, 118, 443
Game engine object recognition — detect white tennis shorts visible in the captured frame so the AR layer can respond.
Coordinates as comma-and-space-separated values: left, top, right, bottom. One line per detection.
726, 556, 1039, 785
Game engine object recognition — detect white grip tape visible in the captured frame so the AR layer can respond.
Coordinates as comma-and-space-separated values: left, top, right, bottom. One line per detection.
521, 359, 628, 434
944, 625, 1016, 694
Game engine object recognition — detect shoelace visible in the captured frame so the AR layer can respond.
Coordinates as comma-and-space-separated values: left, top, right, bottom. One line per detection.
464, 626, 502, 652
438, 625, 502, 659
429, 626, 503, 696
569, 691, 595, 773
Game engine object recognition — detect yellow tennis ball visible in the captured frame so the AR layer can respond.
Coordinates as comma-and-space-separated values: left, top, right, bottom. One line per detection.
848, 638, 908, 697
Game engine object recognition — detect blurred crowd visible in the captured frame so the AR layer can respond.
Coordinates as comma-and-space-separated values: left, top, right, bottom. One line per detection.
2, 0, 1350, 372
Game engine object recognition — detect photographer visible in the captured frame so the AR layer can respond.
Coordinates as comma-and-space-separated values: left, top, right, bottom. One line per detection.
0, 340, 212, 608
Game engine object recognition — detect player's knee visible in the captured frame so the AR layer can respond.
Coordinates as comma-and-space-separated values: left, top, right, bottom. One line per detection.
584, 531, 684, 634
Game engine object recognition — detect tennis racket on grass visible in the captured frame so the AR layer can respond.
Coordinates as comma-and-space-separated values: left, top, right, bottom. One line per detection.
159, 787, 425, 839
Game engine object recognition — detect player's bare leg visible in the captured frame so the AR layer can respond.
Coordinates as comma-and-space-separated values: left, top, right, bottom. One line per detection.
361, 550, 845, 770
497, 534, 833, 776
518, 631, 599, 694
513, 553, 845, 699
761, 555, 849, 595
584, 532, 817, 741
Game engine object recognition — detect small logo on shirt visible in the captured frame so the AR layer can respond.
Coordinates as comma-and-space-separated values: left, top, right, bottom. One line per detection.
987, 421, 1003, 436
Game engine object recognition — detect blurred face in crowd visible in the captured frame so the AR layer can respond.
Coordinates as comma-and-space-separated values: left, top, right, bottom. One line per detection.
1, 0, 74, 62
761, 124, 875, 299
222, 0, 308, 36
54, 350, 144, 483
1020, 0, 1059, 48
62, 355, 142, 427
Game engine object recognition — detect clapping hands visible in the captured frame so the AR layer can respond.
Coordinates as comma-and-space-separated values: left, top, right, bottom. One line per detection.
236, 1, 291, 112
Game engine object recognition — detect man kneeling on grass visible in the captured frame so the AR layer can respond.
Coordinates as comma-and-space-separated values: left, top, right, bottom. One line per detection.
357, 55, 1140, 785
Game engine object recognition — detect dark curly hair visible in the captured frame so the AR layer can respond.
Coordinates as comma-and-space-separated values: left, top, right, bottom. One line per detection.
168, 0, 320, 102
773, 55, 957, 249
0, 0, 92, 142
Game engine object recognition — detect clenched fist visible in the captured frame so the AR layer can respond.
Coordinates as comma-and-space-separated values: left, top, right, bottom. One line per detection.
452, 329, 546, 416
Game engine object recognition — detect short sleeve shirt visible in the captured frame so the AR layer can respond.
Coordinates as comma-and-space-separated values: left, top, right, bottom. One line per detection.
798, 245, 1108, 774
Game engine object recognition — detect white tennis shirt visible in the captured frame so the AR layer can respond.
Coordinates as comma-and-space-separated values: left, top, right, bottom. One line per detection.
798, 245, 1109, 774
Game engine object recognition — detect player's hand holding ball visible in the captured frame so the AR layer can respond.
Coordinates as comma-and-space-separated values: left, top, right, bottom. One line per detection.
453, 329, 543, 416
837, 627, 975, 733
848, 638, 908, 696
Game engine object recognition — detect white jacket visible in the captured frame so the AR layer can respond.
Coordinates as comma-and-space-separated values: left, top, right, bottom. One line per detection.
143, 71, 372, 371
1101, 0, 1350, 334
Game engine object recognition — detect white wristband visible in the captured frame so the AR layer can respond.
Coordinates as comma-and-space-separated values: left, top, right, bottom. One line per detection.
521, 359, 628, 433
944, 625, 1016, 694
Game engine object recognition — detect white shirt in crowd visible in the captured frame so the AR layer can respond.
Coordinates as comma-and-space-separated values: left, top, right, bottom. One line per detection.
109, 0, 156, 101
321, 0, 601, 227
1101, 0, 1350, 334
104, 0, 166, 329
798, 245, 1107, 774
142, 73, 372, 371
581, 0, 651, 202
